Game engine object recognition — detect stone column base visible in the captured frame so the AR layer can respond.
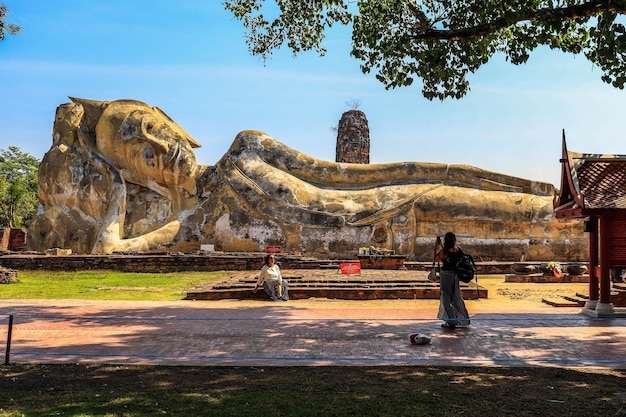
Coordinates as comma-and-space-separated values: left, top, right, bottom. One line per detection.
584, 299, 598, 310
595, 302, 615, 315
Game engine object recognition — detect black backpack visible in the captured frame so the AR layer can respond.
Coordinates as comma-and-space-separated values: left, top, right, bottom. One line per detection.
455, 252, 476, 283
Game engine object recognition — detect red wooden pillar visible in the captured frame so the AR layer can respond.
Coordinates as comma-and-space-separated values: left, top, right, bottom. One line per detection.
599, 215, 612, 305
587, 216, 599, 304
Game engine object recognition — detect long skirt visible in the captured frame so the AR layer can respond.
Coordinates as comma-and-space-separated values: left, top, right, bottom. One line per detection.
437, 269, 470, 326
262, 279, 289, 301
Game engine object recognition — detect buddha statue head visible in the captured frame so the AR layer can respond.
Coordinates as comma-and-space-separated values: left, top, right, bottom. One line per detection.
71, 98, 200, 196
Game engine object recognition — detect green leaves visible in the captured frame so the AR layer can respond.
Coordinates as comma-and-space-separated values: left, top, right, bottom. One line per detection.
587, 10, 626, 88
225, 0, 626, 100
224, 0, 352, 60
0, 146, 40, 228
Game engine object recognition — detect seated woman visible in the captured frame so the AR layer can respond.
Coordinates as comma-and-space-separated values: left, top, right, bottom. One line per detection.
254, 255, 289, 301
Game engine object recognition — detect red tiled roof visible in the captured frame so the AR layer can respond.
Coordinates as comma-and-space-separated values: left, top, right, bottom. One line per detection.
576, 159, 626, 210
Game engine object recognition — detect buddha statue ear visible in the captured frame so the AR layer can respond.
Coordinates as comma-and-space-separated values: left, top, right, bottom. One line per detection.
153, 106, 202, 149
69, 97, 110, 150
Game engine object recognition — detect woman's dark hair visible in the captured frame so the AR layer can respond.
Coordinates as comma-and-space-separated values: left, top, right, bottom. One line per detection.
443, 232, 456, 252
264, 254, 275, 265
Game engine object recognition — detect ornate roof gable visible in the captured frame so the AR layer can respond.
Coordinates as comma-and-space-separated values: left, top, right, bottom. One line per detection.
555, 130, 626, 218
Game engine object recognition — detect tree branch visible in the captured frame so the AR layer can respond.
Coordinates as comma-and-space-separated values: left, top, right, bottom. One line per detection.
405, 0, 431, 34
408, 0, 626, 41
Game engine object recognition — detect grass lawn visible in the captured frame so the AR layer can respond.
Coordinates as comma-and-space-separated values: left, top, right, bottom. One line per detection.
1, 364, 625, 416
0, 365, 626, 417
0, 270, 231, 301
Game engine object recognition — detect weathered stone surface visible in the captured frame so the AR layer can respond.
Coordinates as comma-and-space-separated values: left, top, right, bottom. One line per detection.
336, 110, 370, 164
0, 267, 18, 284
511, 263, 538, 274
27, 98, 587, 261
29, 99, 200, 255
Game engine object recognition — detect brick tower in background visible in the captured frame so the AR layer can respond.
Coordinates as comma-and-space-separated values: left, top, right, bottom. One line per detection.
335, 110, 370, 164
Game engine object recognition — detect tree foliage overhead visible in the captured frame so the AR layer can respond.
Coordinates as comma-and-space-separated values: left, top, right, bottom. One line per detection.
0, 3, 22, 41
224, 0, 626, 100
0, 147, 40, 228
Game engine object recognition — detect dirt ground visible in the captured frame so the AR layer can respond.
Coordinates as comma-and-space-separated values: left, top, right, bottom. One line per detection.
481, 275, 587, 302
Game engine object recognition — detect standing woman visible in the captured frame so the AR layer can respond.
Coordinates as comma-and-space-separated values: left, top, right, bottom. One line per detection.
434, 232, 470, 327
254, 254, 289, 301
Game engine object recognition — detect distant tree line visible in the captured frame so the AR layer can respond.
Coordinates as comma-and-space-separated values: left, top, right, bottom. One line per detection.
0, 147, 40, 228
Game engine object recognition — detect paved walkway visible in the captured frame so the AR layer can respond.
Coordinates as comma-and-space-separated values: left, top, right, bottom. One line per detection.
2, 295, 626, 368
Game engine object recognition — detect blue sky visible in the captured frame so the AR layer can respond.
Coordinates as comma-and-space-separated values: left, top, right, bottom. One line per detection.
1, 1, 625, 187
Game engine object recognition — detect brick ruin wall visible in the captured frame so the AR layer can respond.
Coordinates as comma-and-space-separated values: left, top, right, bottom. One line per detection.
0, 253, 523, 274
335, 110, 370, 164
0, 228, 26, 251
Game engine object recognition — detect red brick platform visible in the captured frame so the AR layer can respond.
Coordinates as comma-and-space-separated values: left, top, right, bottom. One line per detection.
184, 269, 487, 300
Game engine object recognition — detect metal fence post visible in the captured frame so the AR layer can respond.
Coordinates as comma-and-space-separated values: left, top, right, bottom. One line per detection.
4, 315, 13, 365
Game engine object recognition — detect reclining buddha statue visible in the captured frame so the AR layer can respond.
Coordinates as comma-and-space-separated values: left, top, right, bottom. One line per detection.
27, 98, 586, 260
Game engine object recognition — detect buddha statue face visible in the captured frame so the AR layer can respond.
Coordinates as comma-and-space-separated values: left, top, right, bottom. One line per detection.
94, 100, 199, 190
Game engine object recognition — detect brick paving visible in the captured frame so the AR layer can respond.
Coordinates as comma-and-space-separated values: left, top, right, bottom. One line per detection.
2, 292, 626, 368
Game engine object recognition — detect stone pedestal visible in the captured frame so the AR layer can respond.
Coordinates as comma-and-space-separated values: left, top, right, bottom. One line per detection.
567, 264, 588, 275
595, 302, 615, 315
0, 267, 18, 284
357, 255, 406, 270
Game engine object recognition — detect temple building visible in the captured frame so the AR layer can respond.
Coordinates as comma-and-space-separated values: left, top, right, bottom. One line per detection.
554, 130, 626, 317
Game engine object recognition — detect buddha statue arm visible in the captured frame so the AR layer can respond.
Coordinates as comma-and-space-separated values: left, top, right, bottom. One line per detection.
90, 173, 182, 254
226, 130, 555, 196
92, 219, 182, 254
